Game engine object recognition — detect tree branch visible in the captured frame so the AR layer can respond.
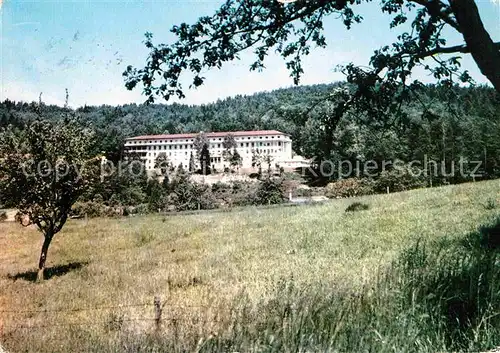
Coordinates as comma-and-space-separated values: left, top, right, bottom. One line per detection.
450, 0, 500, 92
408, 0, 460, 32
417, 42, 500, 59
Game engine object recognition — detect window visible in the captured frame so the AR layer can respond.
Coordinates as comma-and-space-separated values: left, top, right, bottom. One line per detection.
218, 143, 221, 148
246, 142, 249, 147
278, 142, 282, 146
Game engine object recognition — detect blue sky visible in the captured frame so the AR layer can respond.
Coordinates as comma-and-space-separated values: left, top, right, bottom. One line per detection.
1, 0, 499, 107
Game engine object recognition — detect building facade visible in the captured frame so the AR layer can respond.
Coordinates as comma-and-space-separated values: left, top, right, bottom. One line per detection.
124, 130, 293, 172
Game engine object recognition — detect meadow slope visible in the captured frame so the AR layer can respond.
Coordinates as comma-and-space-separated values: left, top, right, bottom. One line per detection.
0, 180, 499, 352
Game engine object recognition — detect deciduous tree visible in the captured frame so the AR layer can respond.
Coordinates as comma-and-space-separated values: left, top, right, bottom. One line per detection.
0, 118, 100, 281
154, 152, 169, 175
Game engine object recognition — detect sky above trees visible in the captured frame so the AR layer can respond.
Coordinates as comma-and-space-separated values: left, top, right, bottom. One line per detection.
1, 0, 499, 107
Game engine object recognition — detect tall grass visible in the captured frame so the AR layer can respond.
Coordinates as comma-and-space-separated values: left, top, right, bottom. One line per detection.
1, 180, 499, 352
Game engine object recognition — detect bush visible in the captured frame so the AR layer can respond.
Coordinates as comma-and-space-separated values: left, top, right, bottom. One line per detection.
252, 177, 286, 205
374, 164, 427, 193
71, 201, 105, 218
324, 178, 373, 198
484, 198, 498, 210
229, 181, 259, 207
345, 202, 369, 212
0, 210, 7, 222
131, 204, 150, 215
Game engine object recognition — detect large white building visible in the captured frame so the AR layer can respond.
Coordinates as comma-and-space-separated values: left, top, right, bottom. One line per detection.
124, 130, 294, 172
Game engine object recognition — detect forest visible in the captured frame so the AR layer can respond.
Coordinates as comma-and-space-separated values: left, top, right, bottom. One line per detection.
1, 83, 499, 183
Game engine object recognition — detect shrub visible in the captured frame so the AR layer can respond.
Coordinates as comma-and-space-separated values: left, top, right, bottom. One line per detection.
324, 178, 373, 198
374, 164, 427, 193
345, 202, 369, 212
484, 198, 498, 210
132, 204, 150, 215
252, 177, 286, 205
71, 201, 105, 218
0, 210, 7, 222
230, 181, 259, 207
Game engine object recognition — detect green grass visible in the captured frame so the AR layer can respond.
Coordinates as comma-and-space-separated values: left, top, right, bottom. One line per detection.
0, 180, 499, 352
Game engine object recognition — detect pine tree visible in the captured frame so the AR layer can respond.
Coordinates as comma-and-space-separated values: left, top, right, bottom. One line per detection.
230, 148, 242, 172
189, 151, 196, 173
200, 144, 211, 175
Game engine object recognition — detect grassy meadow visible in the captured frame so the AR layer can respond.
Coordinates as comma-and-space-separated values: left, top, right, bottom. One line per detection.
1, 180, 500, 352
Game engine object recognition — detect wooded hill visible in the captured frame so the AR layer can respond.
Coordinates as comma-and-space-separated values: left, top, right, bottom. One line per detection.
1, 83, 499, 182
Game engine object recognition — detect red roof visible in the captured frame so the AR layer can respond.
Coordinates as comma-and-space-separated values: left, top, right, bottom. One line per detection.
126, 130, 288, 141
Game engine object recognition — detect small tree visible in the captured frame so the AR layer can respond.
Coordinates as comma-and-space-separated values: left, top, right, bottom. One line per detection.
154, 152, 169, 175
230, 148, 242, 172
222, 133, 237, 167
188, 151, 196, 173
194, 132, 211, 175
254, 177, 286, 206
251, 149, 265, 177
200, 144, 211, 175
264, 153, 273, 175
0, 118, 100, 281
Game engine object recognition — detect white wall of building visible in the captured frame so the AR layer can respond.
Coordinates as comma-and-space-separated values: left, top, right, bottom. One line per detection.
124, 131, 293, 172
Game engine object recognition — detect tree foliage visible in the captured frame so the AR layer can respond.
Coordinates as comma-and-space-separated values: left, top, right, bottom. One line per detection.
123, 0, 500, 117
154, 152, 169, 175
0, 117, 100, 280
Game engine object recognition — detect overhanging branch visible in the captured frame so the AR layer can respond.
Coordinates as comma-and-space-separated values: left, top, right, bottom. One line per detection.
417, 42, 500, 59
409, 0, 460, 32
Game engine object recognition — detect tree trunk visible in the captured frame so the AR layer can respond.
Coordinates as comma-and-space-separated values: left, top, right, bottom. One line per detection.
450, 0, 500, 93
37, 234, 53, 282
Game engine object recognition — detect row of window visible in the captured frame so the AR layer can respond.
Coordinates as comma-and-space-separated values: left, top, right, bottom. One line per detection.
129, 135, 285, 145
145, 148, 283, 158
128, 141, 284, 151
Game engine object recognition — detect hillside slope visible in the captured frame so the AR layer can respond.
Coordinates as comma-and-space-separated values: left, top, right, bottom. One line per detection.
0, 180, 499, 352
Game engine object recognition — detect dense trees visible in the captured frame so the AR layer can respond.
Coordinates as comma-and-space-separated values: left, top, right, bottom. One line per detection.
1, 83, 499, 187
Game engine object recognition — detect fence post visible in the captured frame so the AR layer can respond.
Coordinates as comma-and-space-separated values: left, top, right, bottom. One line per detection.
154, 296, 162, 333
